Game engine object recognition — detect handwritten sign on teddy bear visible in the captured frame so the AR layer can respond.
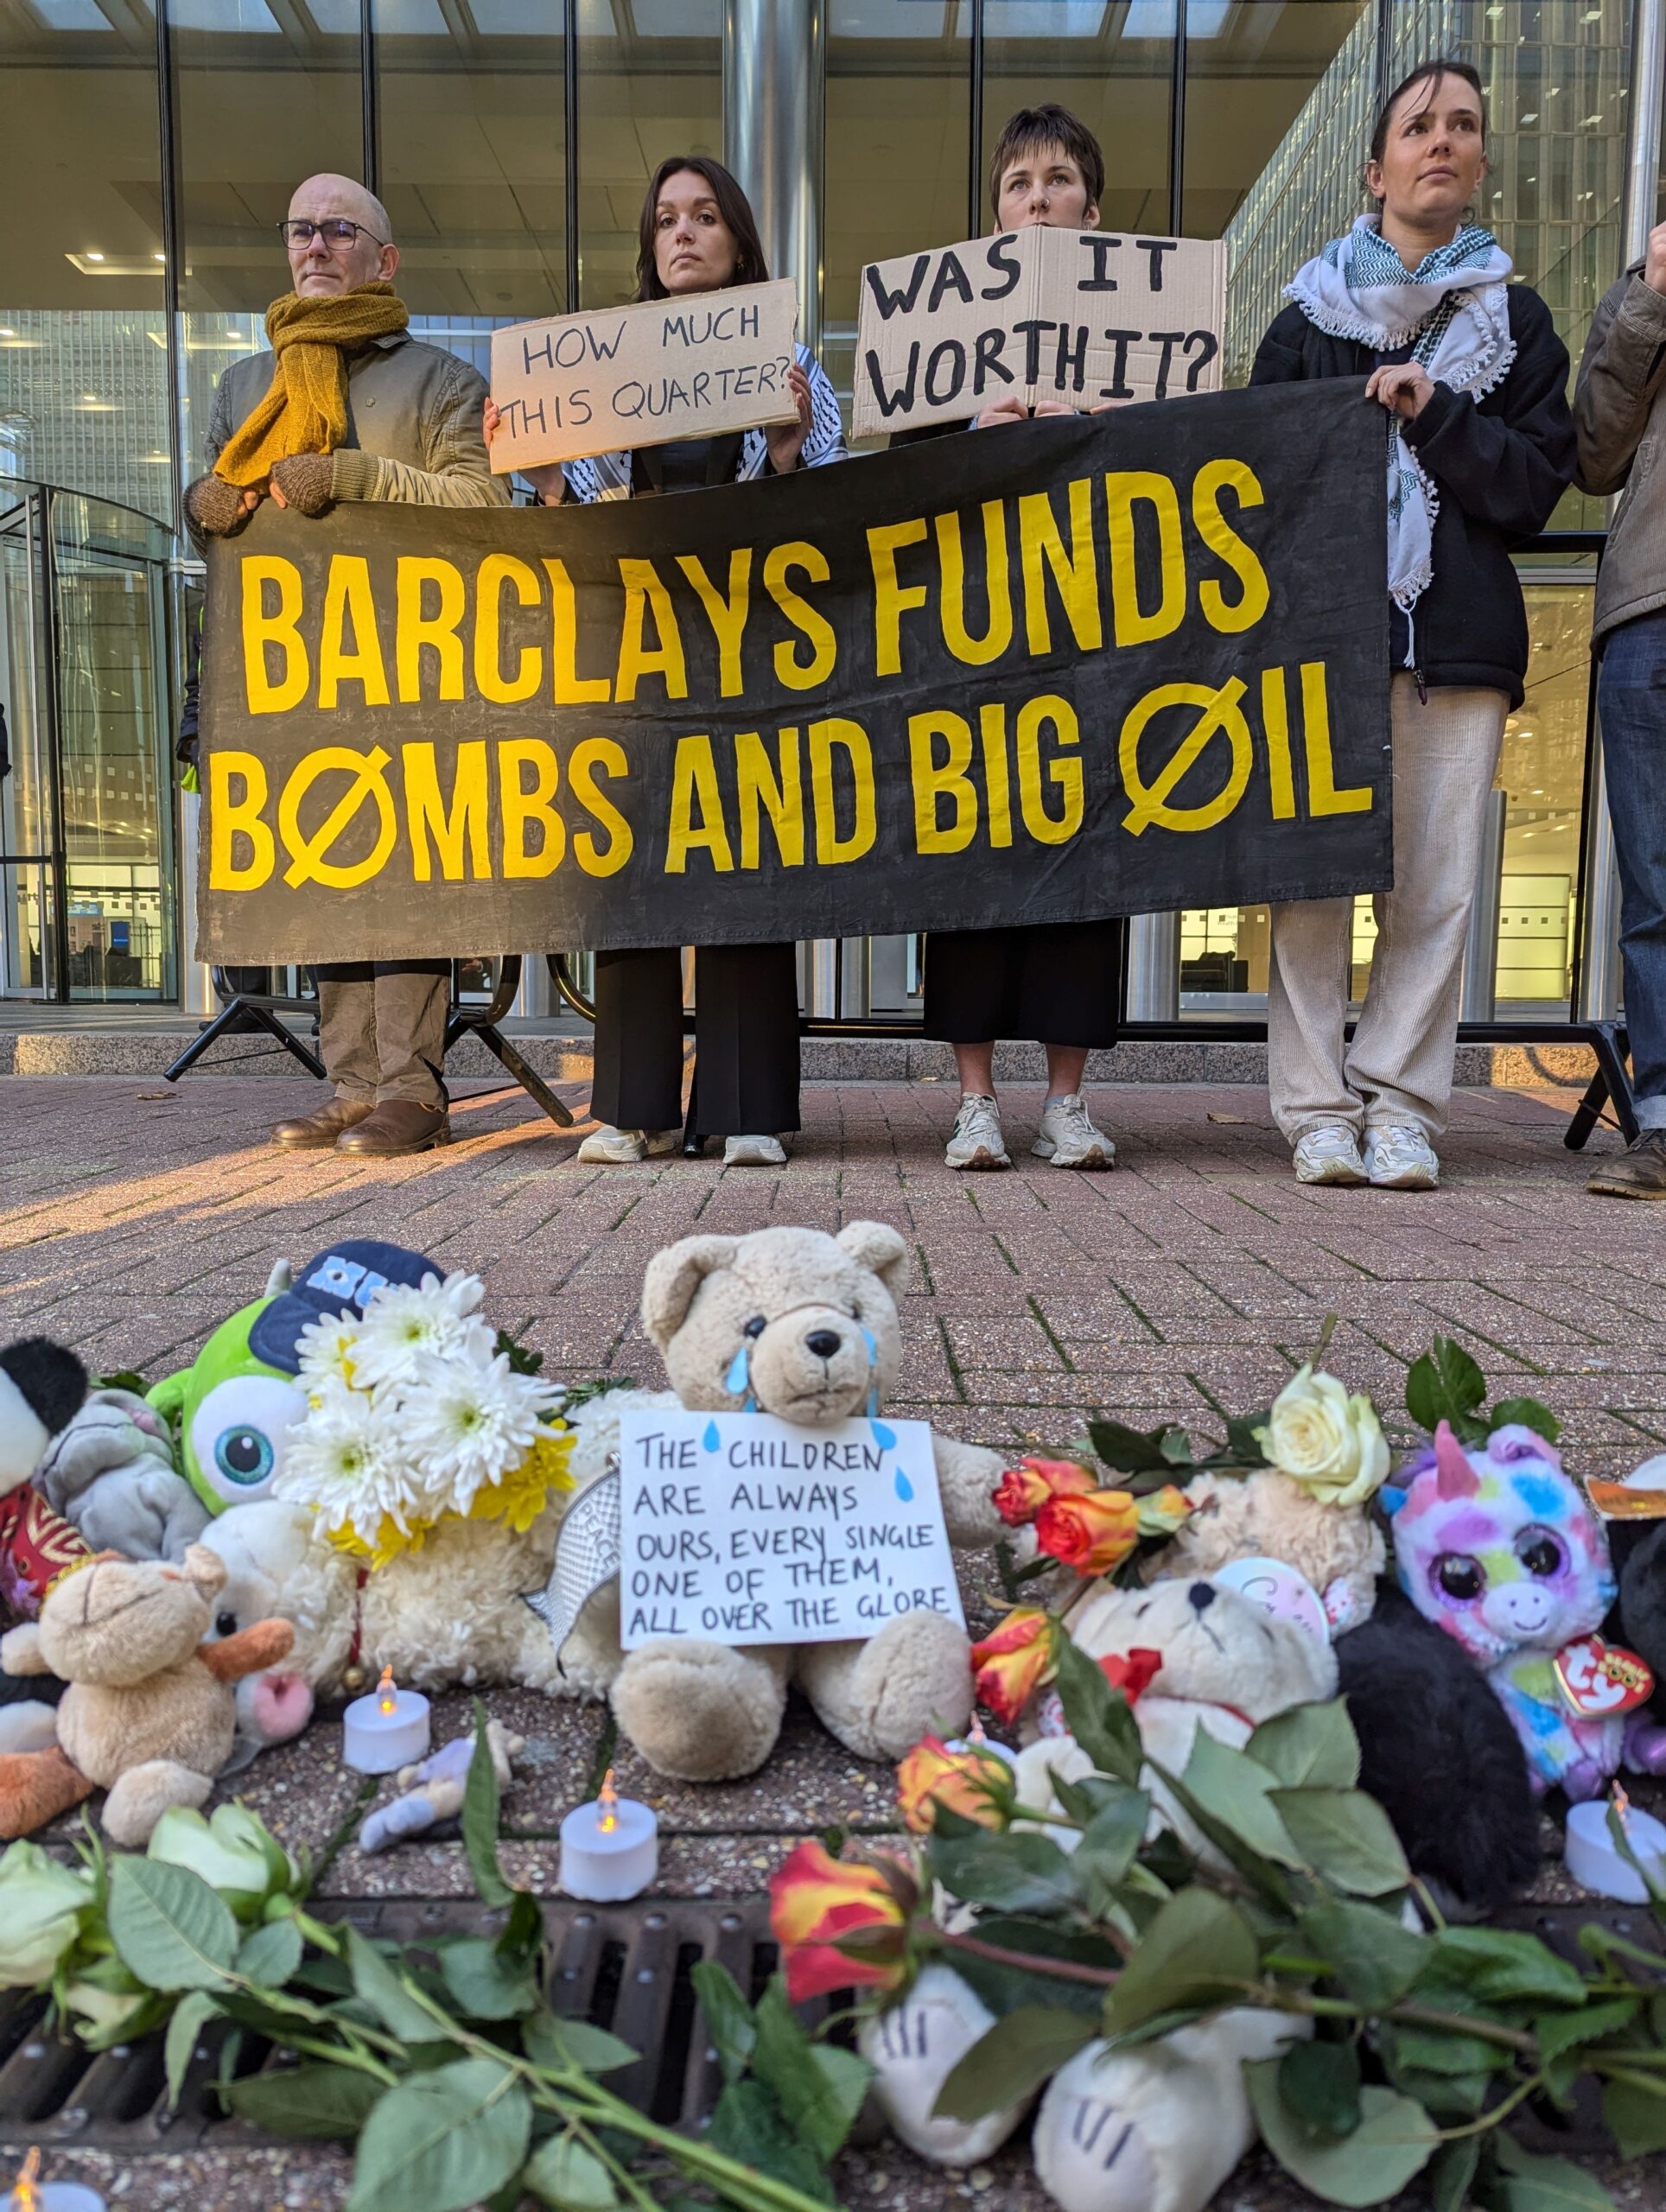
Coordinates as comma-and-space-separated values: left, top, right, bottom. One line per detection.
617, 1408, 964, 1649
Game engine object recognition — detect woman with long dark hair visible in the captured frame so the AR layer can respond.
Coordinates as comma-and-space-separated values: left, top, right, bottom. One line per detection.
1251, 60, 1574, 1190
486, 155, 846, 1166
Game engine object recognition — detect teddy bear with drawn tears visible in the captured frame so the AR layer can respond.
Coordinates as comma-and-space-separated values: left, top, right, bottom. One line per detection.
550, 1221, 1011, 1783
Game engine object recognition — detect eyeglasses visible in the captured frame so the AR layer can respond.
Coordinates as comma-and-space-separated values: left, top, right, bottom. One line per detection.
277, 218, 387, 250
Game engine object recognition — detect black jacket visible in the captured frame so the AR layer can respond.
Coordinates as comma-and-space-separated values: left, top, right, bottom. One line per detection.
1250, 285, 1575, 709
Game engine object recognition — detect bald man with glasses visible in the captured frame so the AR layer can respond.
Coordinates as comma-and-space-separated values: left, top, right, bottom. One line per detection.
184, 172, 507, 1157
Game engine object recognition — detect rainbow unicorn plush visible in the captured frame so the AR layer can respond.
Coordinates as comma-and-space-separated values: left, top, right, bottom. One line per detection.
1390, 1421, 1666, 1800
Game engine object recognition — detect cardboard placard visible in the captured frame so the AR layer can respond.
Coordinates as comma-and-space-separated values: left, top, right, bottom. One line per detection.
487, 278, 800, 473
616, 1408, 964, 1649
853, 227, 1226, 441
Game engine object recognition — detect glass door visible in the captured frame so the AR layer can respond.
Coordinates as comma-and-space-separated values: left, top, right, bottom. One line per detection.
0, 483, 54, 999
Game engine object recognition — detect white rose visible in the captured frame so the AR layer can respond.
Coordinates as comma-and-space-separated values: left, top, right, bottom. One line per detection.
1256, 1365, 1389, 1509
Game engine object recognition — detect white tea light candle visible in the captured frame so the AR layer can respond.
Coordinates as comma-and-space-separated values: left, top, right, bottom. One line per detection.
6, 2148, 106, 2212
343, 1666, 431, 1776
558, 1770, 658, 1901
1564, 1790, 1666, 1902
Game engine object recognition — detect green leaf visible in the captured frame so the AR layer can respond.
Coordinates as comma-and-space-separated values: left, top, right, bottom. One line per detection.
1602, 2070, 1666, 2158
1279, 2040, 1362, 2144
1383, 2023, 1511, 2081
108, 1858, 238, 1993
1407, 1336, 1488, 1433
1431, 2139, 1481, 2212
346, 1924, 450, 2042
933, 2005, 1097, 2123
1270, 1788, 1409, 1897
524, 2132, 620, 2211
523, 2012, 639, 2075
1296, 1899, 1429, 2009
164, 1990, 219, 2112
347, 2058, 531, 2212
1534, 1993, 1642, 2066
1086, 1417, 1173, 1472
708, 2079, 832, 2204
941, 1916, 1125, 2022
223, 2063, 385, 2140
237, 1917, 302, 1988
497, 1887, 544, 1963
442, 1936, 541, 2020
1486, 2136, 1617, 2211
1053, 1636, 1143, 1785
1180, 1730, 1300, 1867
753, 1980, 871, 2161
1430, 1927, 1590, 2009
690, 1961, 756, 2086
928, 1831, 1081, 1916
1103, 1888, 1258, 2035
1247, 2064, 1437, 2207
1249, 1700, 1360, 1790
1490, 1396, 1561, 1445
464, 1700, 514, 1910
1073, 1783, 1151, 1888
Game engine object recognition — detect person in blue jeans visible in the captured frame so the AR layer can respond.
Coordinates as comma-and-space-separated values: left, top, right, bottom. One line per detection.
1575, 215, 1666, 1196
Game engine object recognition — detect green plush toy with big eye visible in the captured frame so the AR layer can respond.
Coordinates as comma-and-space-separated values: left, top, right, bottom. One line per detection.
145, 1243, 438, 1516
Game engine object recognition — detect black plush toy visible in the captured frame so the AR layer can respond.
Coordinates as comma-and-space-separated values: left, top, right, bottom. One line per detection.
1607, 1518, 1666, 1691
0, 1336, 91, 1751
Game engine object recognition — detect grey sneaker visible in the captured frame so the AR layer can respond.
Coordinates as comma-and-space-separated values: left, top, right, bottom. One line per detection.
722, 1134, 787, 1166
944, 1093, 1011, 1170
1033, 1092, 1116, 1168
1363, 1122, 1440, 1190
1292, 1125, 1367, 1185
1588, 1130, 1666, 1199
576, 1125, 681, 1165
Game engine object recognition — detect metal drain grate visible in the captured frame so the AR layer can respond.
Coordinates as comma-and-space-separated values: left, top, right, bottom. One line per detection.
0, 1897, 823, 2158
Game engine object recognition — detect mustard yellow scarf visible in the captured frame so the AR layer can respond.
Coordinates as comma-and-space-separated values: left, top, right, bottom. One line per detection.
213, 283, 410, 486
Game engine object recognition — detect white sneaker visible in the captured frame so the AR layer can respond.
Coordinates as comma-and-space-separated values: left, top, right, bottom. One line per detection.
1364, 1122, 1440, 1190
575, 1125, 680, 1165
1033, 1092, 1116, 1169
1292, 1125, 1366, 1185
722, 1133, 787, 1166
944, 1093, 1011, 1170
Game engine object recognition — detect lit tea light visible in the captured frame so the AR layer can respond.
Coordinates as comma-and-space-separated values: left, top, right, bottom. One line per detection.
5, 2148, 106, 2212
558, 1766, 658, 1901
342, 1664, 431, 1775
1564, 1784, 1666, 1902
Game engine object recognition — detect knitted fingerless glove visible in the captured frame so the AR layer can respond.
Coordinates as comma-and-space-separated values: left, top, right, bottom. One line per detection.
268, 452, 336, 517
184, 474, 249, 537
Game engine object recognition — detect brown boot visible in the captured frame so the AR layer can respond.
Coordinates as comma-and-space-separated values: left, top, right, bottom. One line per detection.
1587, 1131, 1666, 1199
272, 1096, 375, 1150
335, 1099, 449, 1156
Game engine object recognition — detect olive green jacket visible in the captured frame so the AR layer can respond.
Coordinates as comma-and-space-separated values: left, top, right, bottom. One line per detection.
1574, 264, 1666, 641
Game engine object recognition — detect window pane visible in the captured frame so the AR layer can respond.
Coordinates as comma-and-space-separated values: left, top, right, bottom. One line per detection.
0, 3, 171, 521
1496, 573, 1593, 1012
983, 1, 1175, 235
576, 0, 722, 311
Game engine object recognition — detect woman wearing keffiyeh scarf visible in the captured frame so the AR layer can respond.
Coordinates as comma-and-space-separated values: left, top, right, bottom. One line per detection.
1250, 60, 1574, 1197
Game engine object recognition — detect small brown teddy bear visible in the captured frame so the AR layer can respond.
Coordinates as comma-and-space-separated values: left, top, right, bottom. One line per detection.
0, 1546, 293, 1846
1145, 1468, 1385, 1635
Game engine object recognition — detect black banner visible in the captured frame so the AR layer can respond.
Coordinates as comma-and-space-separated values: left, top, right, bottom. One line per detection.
199, 378, 1390, 962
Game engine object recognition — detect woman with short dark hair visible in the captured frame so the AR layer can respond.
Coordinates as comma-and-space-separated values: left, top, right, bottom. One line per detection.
487, 156, 846, 1166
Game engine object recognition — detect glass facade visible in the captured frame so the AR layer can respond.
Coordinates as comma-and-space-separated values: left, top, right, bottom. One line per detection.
0, 0, 1656, 1016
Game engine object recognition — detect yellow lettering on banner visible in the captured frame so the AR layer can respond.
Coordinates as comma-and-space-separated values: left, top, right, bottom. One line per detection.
279, 745, 397, 887
404, 741, 491, 881
1192, 460, 1269, 635
499, 739, 565, 879
936, 501, 1013, 667
617, 558, 689, 702
1105, 471, 1186, 648
1300, 661, 1370, 815
908, 710, 976, 855
207, 751, 275, 889
474, 555, 544, 704
395, 558, 465, 702
1019, 480, 1102, 657
736, 728, 804, 868
318, 556, 391, 710
1120, 678, 1251, 838
868, 518, 928, 677
809, 719, 876, 865
240, 556, 308, 715
763, 543, 836, 690
666, 734, 734, 874
1260, 667, 1297, 821
1015, 695, 1082, 846
979, 703, 1014, 848
569, 738, 633, 876
678, 550, 752, 697
543, 558, 612, 704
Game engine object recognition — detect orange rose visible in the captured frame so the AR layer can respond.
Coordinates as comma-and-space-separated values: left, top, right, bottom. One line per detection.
993, 1456, 1098, 1528
970, 1606, 1056, 1726
768, 1840, 913, 2004
1034, 1486, 1142, 1576
896, 1734, 1014, 1835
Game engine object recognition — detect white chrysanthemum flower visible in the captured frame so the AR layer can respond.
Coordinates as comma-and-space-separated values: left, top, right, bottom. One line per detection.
296, 1310, 366, 1395
397, 1353, 560, 1515
347, 1271, 491, 1392
275, 1382, 412, 1547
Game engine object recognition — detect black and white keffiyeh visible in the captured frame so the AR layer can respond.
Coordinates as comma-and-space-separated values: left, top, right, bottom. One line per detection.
1286, 214, 1515, 619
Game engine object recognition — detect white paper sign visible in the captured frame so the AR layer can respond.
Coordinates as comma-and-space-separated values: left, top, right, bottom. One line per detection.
617, 1408, 964, 1649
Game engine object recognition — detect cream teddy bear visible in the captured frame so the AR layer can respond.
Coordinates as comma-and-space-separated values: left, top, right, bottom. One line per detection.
550, 1222, 1009, 1783
1148, 1468, 1384, 1636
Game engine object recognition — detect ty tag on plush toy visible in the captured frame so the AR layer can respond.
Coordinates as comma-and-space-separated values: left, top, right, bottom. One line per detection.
1555, 1634, 1655, 1719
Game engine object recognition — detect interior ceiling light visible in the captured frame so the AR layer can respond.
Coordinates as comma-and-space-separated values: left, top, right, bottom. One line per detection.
84, 251, 105, 261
